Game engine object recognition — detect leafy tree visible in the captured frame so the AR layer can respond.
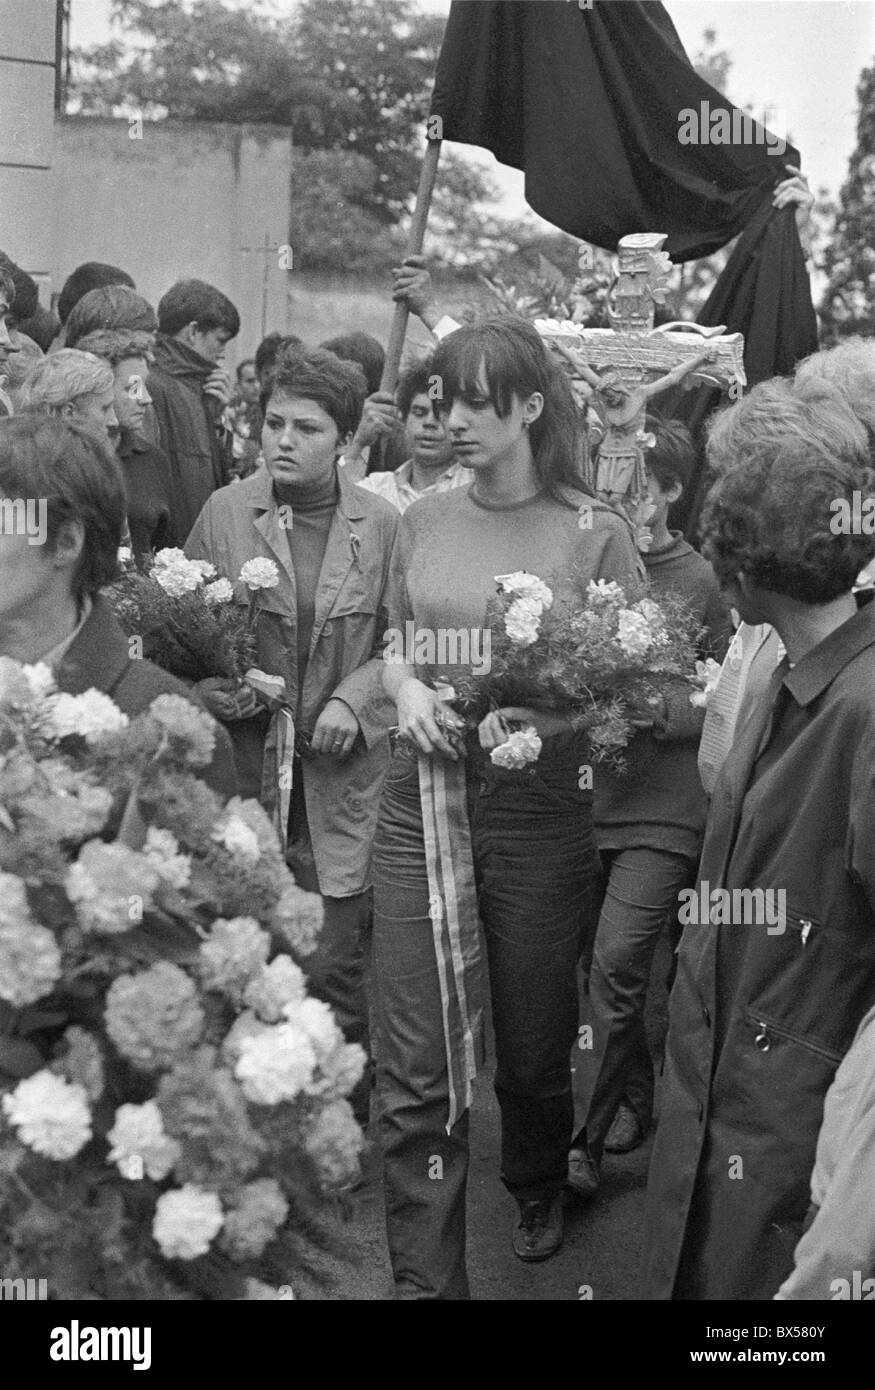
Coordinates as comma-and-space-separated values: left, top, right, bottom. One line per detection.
819, 60, 875, 341
69, 0, 443, 222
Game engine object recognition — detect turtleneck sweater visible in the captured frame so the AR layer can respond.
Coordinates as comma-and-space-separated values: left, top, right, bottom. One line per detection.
274, 468, 339, 718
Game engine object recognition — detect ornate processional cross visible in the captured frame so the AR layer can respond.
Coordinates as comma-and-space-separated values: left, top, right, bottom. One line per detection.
536, 233, 746, 549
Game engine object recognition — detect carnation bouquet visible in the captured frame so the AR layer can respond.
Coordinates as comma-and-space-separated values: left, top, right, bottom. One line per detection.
452, 572, 702, 771
0, 659, 364, 1301
107, 549, 281, 684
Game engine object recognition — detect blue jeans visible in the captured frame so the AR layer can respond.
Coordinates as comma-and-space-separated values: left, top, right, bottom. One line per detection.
373, 735, 598, 1300
572, 846, 697, 1158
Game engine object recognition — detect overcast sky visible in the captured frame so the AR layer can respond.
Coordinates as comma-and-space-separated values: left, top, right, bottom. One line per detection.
70, 0, 874, 214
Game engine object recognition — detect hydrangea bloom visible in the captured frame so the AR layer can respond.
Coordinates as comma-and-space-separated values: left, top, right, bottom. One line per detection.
242, 956, 307, 1023
239, 558, 280, 591
198, 917, 271, 1002
65, 840, 160, 935
107, 1100, 181, 1181
490, 725, 543, 770
152, 1185, 223, 1260
234, 1021, 317, 1105
42, 689, 129, 744
220, 1178, 289, 1260
304, 1099, 364, 1186
105, 963, 205, 1072
148, 695, 216, 766
2, 1071, 92, 1160
143, 827, 192, 890
0, 872, 62, 1006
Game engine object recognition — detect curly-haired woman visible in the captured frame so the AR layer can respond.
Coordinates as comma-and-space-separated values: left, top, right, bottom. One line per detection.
642, 376, 875, 1300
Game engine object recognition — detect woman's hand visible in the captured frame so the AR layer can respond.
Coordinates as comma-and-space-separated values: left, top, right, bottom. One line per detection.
478, 706, 571, 749
311, 698, 360, 758
195, 676, 260, 722
396, 678, 465, 759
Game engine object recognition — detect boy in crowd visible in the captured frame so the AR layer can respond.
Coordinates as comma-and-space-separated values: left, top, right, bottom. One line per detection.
148, 278, 240, 544
569, 417, 733, 1193
356, 357, 472, 513
223, 357, 263, 480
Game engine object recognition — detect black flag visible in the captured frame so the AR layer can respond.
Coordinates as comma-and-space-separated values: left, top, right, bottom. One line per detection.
431, 0, 799, 262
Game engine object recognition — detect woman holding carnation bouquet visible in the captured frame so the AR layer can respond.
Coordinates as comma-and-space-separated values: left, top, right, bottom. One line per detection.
373, 316, 643, 1298
185, 347, 400, 1121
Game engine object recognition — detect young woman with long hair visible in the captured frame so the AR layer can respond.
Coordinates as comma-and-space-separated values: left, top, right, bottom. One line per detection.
372, 316, 642, 1299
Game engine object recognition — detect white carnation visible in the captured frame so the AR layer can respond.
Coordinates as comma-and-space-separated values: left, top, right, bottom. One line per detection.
211, 814, 261, 865
616, 609, 654, 659
586, 579, 626, 606
504, 596, 544, 647
203, 578, 234, 606
234, 1022, 317, 1105
152, 1185, 224, 1260
2, 1070, 91, 1160
495, 572, 553, 610
107, 1100, 181, 1181
143, 827, 192, 890
490, 725, 543, 770
239, 558, 280, 591
242, 956, 307, 1023
42, 689, 129, 744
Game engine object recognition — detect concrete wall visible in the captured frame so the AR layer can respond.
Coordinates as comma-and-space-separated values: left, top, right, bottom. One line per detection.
53, 117, 295, 361
51, 117, 494, 370
0, 0, 56, 298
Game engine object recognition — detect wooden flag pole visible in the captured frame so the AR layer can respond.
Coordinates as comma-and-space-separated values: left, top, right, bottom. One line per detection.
379, 137, 443, 395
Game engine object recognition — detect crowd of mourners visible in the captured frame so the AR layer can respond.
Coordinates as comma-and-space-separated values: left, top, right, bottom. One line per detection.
1, 233, 874, 1303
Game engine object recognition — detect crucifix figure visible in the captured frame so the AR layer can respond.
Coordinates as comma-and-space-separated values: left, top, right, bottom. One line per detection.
536, 232, 746, 549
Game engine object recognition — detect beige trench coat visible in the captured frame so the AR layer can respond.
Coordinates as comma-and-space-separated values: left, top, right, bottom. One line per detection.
185, 465, 400, 897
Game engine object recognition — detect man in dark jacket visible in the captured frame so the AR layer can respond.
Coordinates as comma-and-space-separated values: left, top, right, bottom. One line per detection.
148, 280, 239, 545
641, 377, 875, 1300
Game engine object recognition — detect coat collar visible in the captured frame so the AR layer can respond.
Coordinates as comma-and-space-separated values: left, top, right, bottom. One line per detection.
241, 465, 368, 655
782, 599, 875, 708
54, 595, 130, 697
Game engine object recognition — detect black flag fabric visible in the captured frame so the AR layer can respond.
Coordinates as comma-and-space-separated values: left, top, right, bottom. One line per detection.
668, 199, 819, 535
430, 0, 800, 262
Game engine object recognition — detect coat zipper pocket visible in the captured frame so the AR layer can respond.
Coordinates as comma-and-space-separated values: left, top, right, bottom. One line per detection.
745, 1011, 844, 1065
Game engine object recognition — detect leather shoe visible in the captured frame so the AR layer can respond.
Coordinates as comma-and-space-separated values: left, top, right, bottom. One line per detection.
604, 1102, 648, 1154
566, 1145, 600, 1199
512, 1194, 564, 1262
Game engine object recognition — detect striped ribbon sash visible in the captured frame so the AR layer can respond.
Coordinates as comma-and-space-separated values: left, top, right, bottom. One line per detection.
417, 753, 486, 1133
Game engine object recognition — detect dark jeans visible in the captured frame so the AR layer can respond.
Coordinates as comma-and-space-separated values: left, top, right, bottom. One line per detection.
287, 773, 372, 1123
373, 736, 597, 1300
572, 845, 696, 1159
